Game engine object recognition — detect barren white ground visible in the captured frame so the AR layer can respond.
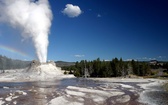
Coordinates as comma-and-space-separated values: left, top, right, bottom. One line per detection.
0, 67, 167, 105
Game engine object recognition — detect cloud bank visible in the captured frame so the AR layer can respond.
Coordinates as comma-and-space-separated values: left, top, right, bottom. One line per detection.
0, 0, 52, 63
62, 4, 82, 18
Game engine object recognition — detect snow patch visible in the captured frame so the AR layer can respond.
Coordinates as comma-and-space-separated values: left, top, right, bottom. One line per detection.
65, 90, 86, 97
5, 96, 12, 101
89, 94, 106, 103
15, 90, 27, 95
77, 98, 84, 102
67, 86, 112, 96
0, 100, 5, 105
3, 86, 9, 89
110, 91, 125, 96
120, 84, 133, 88
65, 86, 125, 104
12, 96, 19, 99
48, 96, 83, 105
13, 101, 17, 105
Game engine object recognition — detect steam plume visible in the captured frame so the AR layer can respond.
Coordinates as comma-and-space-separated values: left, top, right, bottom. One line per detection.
0, 0, 52, 63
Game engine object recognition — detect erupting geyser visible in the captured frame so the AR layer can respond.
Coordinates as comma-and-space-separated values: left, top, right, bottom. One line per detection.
0, 0, 53, 63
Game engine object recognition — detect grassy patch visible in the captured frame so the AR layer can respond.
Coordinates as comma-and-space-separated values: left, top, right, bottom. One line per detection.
143, 74, 168, 79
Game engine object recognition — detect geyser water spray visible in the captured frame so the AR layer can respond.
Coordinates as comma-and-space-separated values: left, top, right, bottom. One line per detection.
0, 0, 53, 63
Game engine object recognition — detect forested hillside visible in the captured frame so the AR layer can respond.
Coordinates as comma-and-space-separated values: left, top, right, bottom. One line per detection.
62, 58, 168, 77
0, 55, 31, 70
55, 61, 75, 67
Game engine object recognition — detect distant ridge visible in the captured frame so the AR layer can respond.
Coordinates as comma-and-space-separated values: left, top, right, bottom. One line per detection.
55, 61, 75, 67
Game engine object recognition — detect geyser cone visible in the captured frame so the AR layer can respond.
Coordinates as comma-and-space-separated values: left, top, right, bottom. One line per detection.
27, 60, 63, 76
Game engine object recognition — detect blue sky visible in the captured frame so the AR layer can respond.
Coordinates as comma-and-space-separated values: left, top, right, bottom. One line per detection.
0, 0, 168, 62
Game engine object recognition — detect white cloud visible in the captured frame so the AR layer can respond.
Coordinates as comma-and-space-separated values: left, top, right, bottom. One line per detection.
142, 57, 147, 60
158, 56, 162, 58
157, 56, 167, 60
97, 14, 101, 17
137, 57, 157, 61
62, 4, 82, 18
74, 54, 85, 58
104, 59, 110, 61
126, 59, 137, 61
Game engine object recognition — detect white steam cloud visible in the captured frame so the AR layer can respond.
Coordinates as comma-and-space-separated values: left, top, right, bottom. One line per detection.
62, 4, 82, 18
0, 0, 52, 63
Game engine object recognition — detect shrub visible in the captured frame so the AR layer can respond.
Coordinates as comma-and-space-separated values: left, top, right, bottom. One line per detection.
64, 71, 67, 74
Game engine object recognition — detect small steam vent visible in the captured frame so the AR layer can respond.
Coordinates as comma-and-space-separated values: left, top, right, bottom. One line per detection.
29, 60, 56, 69
31, 60, 41, 66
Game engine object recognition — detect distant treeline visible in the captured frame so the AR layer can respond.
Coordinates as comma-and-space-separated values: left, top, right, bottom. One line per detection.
0, 55, 31, 70
55, 61, 75, 67
62, 58, 168, 77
